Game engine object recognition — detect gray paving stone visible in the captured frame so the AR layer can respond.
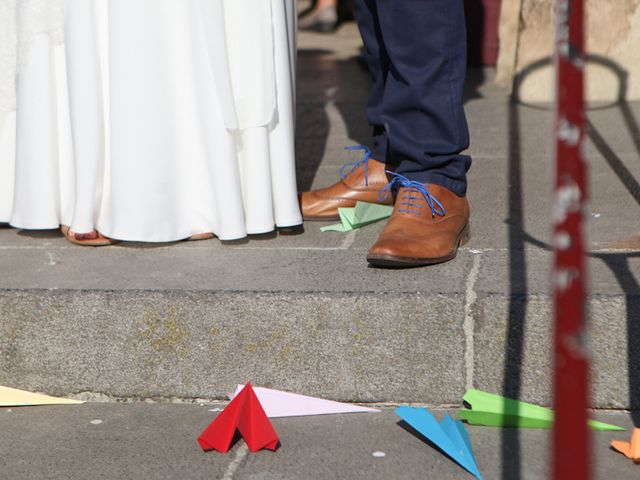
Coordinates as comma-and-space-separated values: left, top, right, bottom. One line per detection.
0, 290, 466, 404
2, 23, 640, 411
0, 405, 636, 480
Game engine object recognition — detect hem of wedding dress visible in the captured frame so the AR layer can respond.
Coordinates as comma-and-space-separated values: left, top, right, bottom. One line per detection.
245, 231, 274, 237
245, 222, 302, 236
4, 219, 304, 243
273, 217, 304, 229
98, 226, 245, 244
7, 221, 62, 232
5, 223, 248, 243
98, 232, 211, 244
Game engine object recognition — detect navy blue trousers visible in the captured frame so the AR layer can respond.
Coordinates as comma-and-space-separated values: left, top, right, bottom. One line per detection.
353, 0, 472, 195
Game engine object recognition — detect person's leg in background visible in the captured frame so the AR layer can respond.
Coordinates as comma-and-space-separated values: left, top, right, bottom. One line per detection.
366, 0, 472, 267
299, 0, 356, 33
298, 0, 339, 32
299, 0, 393, 221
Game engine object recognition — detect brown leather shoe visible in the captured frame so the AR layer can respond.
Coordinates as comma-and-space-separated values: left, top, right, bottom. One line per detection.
300, 153, 392, 221
367, 181, 470, 267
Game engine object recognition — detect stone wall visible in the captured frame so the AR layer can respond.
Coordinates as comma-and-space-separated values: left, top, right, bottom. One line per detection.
497, 0, 640, 102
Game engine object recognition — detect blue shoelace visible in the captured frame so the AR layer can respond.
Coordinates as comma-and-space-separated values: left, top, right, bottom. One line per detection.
339, 146, 372, 187
378, 172, 446, 218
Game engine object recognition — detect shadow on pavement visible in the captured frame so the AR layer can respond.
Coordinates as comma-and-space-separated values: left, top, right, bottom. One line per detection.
506, 53, 640, 479
295, 41, 485, 192
501, 92, 527, 480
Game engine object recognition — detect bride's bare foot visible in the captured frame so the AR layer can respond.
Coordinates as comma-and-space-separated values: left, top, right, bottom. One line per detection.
60, 225, 118, 247
188, 232, 215, 241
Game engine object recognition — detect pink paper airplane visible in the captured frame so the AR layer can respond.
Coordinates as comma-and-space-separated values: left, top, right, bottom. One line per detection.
229, 385, 380, 418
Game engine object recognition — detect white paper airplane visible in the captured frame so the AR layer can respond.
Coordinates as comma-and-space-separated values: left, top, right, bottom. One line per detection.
0, 385, 84, 407
230, 385, 380, 418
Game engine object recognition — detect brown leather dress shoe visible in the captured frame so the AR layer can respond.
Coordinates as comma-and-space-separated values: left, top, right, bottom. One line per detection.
300, 151, 392, 221
367, 180, 470, 267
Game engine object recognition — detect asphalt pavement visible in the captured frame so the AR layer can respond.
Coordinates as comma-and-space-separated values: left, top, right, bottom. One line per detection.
1, 404, 637, 480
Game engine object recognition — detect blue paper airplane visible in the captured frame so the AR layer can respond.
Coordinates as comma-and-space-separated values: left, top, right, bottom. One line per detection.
396, 406, 483, 480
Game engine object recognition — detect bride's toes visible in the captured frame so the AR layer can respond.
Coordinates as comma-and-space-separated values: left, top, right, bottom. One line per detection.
60, 225, 117, 247
188, 232, 215, 241
74, 230, 99, 241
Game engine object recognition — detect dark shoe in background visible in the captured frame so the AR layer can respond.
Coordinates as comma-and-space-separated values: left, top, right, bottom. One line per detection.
336, 0, 355, 22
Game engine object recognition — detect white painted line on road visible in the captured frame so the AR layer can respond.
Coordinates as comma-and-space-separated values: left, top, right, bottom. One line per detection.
46, 252, 57, 266
222, 443, 249, 480
463, 254, 482, 391
339, 230, 357, 250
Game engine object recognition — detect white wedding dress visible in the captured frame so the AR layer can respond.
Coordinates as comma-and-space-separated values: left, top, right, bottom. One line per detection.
0, 0, 301, 242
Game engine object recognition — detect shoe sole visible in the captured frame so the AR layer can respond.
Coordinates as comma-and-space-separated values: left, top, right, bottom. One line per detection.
303, 215, 342, 222
367, 223, 471, 268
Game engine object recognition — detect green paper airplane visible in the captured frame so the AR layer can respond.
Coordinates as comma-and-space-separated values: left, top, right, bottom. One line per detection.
458, 389, 625, 431
321, 202, 393, 233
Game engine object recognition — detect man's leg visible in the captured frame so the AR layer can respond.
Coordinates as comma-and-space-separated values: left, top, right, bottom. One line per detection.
298, 0, 393, 221
375, 0, 471, 196
352, 0, 388, 164
367, 0, 472, 267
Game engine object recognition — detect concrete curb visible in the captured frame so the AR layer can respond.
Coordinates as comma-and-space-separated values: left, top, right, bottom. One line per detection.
1, 288, 637, 409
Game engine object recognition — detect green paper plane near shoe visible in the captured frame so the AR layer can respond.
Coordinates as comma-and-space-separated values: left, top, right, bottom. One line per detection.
320, 201, 393, 233
458, 389, 624, 431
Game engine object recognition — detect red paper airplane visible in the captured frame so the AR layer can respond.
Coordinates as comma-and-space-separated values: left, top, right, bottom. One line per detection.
198, 383, 279, 453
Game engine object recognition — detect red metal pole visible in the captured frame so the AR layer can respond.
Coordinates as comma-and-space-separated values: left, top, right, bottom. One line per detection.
552, 0, 590, 479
